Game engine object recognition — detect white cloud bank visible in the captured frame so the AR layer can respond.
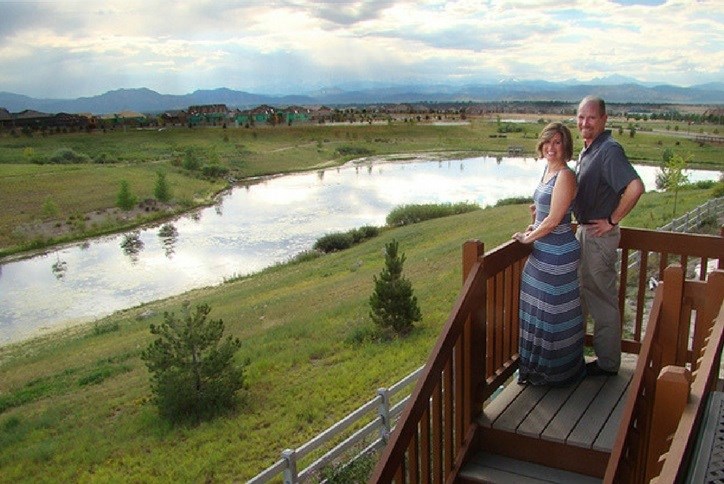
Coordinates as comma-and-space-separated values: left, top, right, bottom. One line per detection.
0, 0, 721, 98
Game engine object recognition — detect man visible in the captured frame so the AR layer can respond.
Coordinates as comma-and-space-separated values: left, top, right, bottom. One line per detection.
574, 96, 645, 376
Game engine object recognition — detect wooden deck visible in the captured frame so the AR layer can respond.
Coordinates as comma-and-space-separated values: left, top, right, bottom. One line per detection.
462, 358, 636, 480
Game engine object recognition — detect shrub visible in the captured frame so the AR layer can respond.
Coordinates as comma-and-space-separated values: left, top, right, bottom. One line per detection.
116, 180, 137, 211
42, 196, 59, 219
141, 302, 246, 423
335, 146, 373, 157
313, 225, 380, 253
386, 202, 479, 226
93, 153, 117, 164
202, 164, 229, 179
314, 232, 354, 253
154, 171, 172, 202
495, 196, 533, 207
369, 239, 421, 337
182, 149, 201, 171
350, 225, 379, 242
48, 148, 91, 164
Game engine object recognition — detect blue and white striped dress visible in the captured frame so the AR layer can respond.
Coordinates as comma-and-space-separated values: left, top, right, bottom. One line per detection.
518, 169, 586, 386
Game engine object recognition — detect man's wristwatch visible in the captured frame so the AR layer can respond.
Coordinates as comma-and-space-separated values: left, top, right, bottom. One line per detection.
608, 215, 618, 226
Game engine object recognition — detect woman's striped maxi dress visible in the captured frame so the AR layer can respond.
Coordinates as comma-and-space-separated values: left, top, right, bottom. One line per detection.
518, 169, 586, 386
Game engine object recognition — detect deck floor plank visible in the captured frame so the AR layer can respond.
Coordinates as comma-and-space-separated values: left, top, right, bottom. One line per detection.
479, 379, 527, 428
491, 384, 549, 433
540, 377, 606, 444
568, 365, 635, 449
567, 373, 630, 448
593, 371, 633, 451
517, 383, 578, 438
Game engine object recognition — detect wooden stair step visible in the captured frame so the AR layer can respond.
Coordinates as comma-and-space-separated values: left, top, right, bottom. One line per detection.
458, 452, 602, 483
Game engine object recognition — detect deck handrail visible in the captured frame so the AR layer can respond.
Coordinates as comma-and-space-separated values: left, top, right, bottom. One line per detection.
651, 302, 724, 483
604, 267, 724, 483
368, 239, 530, 483
370, 226, 723, 483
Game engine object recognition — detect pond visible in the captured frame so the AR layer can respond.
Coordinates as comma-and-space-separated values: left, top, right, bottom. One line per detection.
0, 155, 719, 345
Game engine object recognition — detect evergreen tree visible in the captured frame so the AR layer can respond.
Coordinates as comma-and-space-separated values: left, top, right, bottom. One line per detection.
141, 302, 246, 423
369, 239, 421, 336
154, 171, 172, 202
116, 179, 137, 211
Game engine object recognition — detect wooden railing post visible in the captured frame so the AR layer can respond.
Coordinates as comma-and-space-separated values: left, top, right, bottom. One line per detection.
462, 240, 483, 283
645, 366, 692, 482
660, 264, 687, 366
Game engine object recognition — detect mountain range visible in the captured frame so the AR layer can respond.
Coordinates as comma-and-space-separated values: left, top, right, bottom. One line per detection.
1, 77, 722, 115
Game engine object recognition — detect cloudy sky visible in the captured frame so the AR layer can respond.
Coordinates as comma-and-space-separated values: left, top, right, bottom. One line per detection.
1, 0, 722, 99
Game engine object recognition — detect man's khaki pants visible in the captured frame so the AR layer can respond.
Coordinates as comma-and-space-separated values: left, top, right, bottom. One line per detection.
576, 225, 621, 372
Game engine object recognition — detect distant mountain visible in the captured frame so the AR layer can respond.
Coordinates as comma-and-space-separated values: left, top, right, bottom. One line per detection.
0, 79, 722, 115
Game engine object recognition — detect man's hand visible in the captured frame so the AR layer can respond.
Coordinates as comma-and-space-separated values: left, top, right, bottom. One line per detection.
585, 218, 615, 237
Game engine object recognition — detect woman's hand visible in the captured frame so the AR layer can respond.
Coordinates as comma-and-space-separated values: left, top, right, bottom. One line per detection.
512, 231, 532, 244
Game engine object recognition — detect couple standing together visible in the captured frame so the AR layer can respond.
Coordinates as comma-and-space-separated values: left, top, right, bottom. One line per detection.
512, 95, 645, 386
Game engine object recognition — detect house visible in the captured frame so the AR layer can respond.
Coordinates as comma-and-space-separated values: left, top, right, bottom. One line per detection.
187, 104, 228, 125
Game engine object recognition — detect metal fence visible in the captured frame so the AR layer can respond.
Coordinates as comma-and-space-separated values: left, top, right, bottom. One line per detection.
656, 196, 723, 233
248, 366, 423, 483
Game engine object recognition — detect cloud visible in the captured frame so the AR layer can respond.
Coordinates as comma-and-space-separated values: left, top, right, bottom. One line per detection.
0, 0, 721, 98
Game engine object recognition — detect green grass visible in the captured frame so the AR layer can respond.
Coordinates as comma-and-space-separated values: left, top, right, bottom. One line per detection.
2, 117, 721, 255
0, 184, 719, 482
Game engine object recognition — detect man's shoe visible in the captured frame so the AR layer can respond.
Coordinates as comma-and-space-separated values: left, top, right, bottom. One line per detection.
586, 360, 618, 377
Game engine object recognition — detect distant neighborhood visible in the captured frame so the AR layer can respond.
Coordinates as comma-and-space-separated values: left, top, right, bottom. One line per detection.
1, 100, 722, 133
0, 102, 470, 132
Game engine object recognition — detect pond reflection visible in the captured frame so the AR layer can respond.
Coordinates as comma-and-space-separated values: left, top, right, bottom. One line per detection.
120, 232, 145, 263
0, 156, 719, 345
158, 223, 179, 258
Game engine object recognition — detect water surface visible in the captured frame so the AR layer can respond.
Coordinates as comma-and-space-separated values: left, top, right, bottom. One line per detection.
0, 156, 718, 345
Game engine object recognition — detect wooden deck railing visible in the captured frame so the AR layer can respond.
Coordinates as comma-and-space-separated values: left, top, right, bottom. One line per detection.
368, 239, 530, 483
369, 226, 723, 483
604, 266, 724, 483
650, 302, 724, 483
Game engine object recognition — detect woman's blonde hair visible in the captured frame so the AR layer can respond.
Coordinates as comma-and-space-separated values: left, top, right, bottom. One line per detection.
536, 122, 573, 161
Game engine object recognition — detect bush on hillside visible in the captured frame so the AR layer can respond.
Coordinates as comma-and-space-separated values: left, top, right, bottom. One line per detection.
313, 225, 380, 253
495, 196, 533, 207
314, 232, 355, 253
48, 148, 91, 164
141, 302, 247, 423
335, 146, 373, 157
202, 164, 229, 179
385, 202, 479, 226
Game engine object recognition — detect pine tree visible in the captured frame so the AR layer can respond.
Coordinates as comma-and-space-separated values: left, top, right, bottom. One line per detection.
141, 302, 246, 423
116, 179, 137, 211
369, 239, 421, 336
154, 171, 172, 202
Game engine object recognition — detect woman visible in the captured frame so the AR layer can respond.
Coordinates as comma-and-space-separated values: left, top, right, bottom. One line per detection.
512, 122, 586, 386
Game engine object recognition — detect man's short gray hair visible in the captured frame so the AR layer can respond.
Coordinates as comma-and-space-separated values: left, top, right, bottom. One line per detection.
579, 95, 606, 116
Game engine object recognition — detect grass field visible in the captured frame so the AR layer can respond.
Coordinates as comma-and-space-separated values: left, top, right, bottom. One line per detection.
0, 183, 720, 482
0, 116, 721, 481
1, 115, 721, 256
